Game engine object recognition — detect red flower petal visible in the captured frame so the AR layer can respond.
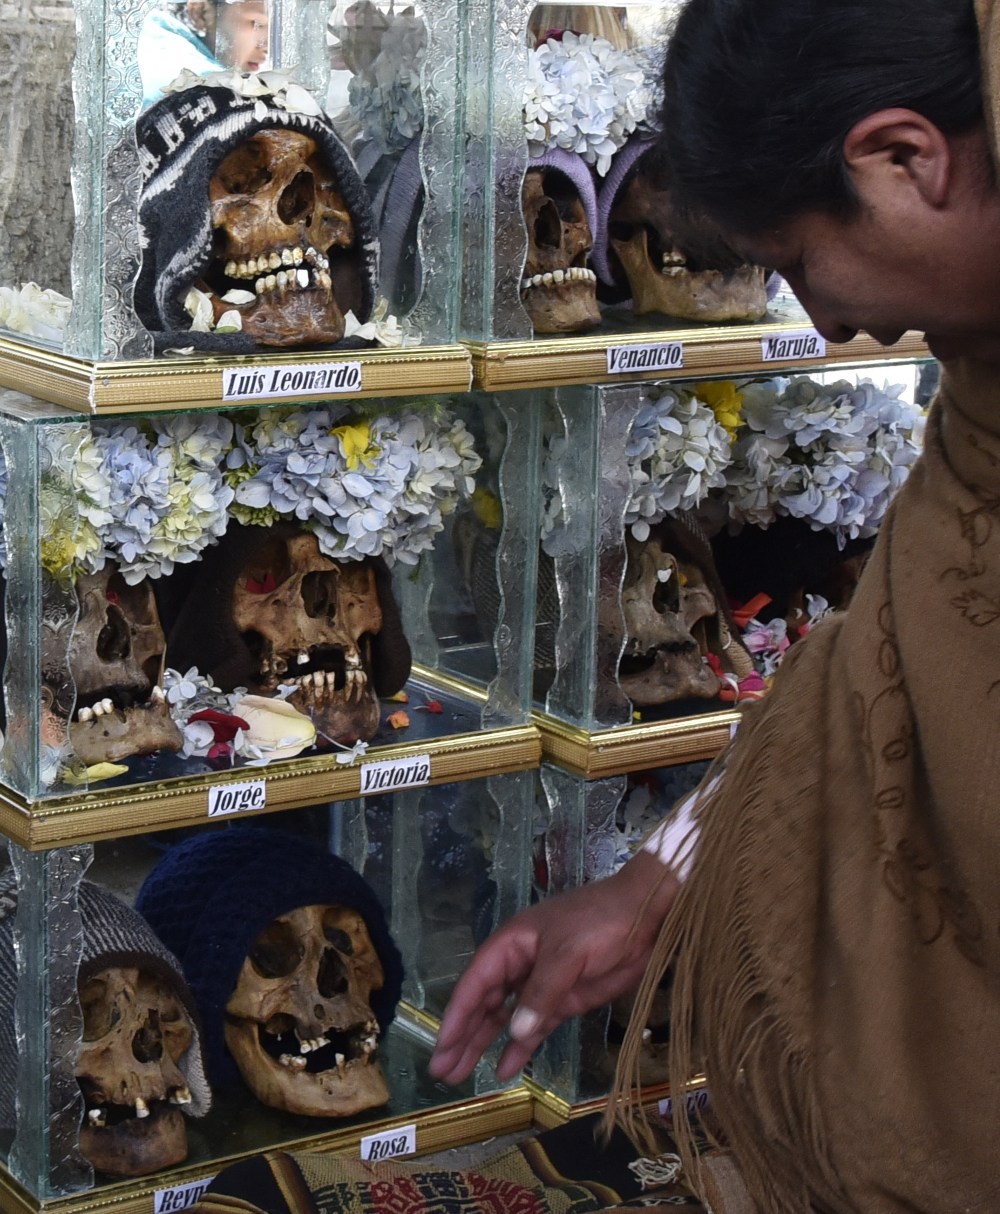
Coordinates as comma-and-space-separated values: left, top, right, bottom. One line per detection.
189, 708, 250, 743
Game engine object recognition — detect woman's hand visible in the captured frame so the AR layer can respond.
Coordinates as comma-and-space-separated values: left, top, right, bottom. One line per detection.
428, 852, 679, 1084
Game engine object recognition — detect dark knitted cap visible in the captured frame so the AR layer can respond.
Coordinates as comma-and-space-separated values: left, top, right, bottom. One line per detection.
134, 76, 379, 353
135, 826, 403, 1090
0, 874, 211, 1129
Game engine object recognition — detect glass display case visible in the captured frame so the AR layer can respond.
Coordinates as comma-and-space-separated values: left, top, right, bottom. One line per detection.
460, 0, 929, 396
530, 760, 708, 1107
0, 785, 532, 1207
532, 363, 932, 773
0, 387, 541, 813
0, 0, 465, 384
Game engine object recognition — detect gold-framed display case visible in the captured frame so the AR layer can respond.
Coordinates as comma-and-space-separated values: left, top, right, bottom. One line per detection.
0, 0, 468, 397
532, 360, 936, 777
0, 387, 541, 818
459, 0, 930, 388
0, 0, 949, 1204
0, 782, 533, 1210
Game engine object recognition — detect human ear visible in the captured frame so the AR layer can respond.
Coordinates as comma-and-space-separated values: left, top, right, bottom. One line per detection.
843, 108, 952, 208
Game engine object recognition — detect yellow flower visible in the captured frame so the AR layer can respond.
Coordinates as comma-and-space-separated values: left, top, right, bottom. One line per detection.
472, 487, 502, 530
331, 422, 379, 471
698, 381, 744, 440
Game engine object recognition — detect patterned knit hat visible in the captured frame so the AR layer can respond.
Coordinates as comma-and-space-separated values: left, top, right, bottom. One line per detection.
135, 826, 404, 1090
0, 873, 211, 1129
134, 73, 379, 353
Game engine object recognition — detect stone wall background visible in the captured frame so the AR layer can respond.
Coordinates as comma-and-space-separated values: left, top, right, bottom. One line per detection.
0, 0, 76, 295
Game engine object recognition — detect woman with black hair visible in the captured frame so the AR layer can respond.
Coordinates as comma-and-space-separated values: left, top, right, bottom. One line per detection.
432, 2, 1000, 1209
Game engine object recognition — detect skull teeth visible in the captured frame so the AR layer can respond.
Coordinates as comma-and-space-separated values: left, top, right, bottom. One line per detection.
298, 1035, 328, 1054
662, 250, 689, 277
290, 667, 367, 700
134, 1097, 149, 1119
88, 1107, 106, 1128
251, 266, 327, 295
169, 1085, 193, 1104
279, 1052, 308, 1071
76, 686, 167, 722
521, 267, 596, 290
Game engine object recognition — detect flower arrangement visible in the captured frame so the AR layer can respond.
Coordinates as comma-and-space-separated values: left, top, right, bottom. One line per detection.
224, 403, 481, 565
524, 31, 657, 175
722, 375, 924, 544
0, 282, 72, 344
541, 384, 731, 550
36, 416, 235, 583
624, 387, 733, 539
3, 403, 477, 585
164, 66, 325, 118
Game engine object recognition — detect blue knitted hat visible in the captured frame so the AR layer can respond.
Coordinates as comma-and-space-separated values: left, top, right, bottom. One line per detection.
135, 826, 403, 1090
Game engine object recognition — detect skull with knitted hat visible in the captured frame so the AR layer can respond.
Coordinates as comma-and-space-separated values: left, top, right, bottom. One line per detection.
0, 873, 211, 1178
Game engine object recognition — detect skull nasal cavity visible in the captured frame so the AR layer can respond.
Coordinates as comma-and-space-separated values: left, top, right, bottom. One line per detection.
535, 199, 563, 250
317, 948, 349, 998
97, 605, 132, 662
279, 171, 316, 227
132, 1011, 163, 1064
302, 571, 338, 619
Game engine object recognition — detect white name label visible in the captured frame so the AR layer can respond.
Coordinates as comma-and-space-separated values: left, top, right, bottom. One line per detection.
359, 754, 431, 796
360, 1123, 417, 1162
153, 1177, 216, 1212
207, 778, 267, 818
760, 329, 826, 363
606, 342, 684, 375
222, 361, 363, 401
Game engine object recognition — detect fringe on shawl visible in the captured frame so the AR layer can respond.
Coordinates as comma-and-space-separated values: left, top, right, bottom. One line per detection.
603, 626, 850, 1213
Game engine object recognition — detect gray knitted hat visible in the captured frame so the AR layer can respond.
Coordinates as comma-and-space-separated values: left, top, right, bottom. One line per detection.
134, 76, 379, 353
0, 873, 211, 1130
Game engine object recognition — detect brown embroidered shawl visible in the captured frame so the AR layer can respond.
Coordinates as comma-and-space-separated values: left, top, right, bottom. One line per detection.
610, 9, 1000, 1200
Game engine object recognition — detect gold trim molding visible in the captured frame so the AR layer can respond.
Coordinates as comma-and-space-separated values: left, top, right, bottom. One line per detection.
0, 340, 473, 414
534, 710, 737, 778
0, 723, 541, 850
468, 328, 930, 392
0, 1088, 534, 1214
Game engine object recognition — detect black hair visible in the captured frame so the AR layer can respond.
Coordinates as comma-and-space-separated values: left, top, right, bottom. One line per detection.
655, 0, 982, 242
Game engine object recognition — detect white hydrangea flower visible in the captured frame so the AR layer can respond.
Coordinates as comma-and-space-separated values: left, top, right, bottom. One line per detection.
0, 282, 72, 343
723, 376, 924, 543
226, 403, 481, 564
524, 32, 655, 174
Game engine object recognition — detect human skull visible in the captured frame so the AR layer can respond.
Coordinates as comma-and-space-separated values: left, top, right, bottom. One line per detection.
76, 966, 196, 1177
224, 904, 389, 1116
521, 167, 600, 333
204, 129, 356, 346
619, 530, 721, 705
231, 532, 384, 744
605, 978, 673, 1087
609, 171, 767, 322
64, 568, 182, 766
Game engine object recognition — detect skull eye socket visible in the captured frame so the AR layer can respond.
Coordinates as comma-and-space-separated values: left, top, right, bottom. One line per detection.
241, 539, 293, 596
323, 925, 353, 954
215, 144, 274, 196
80, 976, 116, 1040
249, 920, 302, 979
